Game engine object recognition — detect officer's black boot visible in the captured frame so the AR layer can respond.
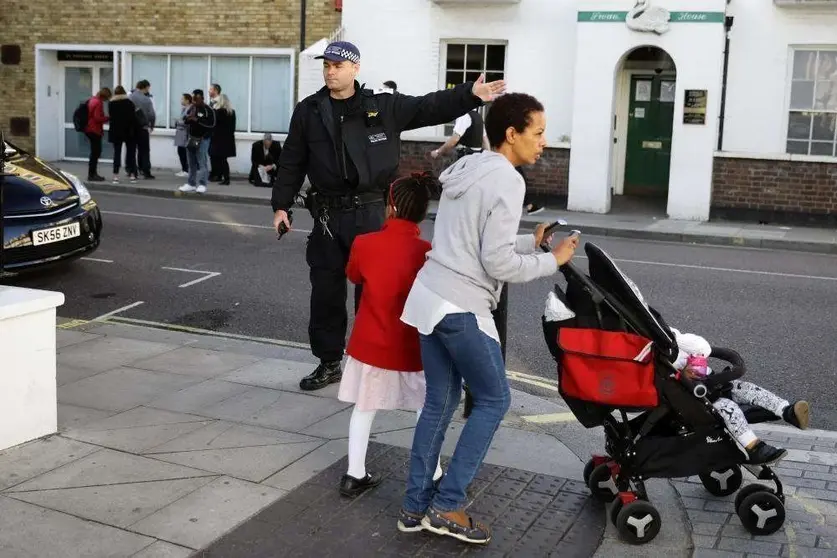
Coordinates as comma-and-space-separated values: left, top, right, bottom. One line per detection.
299, 360, 342, 391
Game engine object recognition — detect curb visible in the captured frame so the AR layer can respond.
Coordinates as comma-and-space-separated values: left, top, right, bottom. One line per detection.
88, 183, 837, 256
88, 182, 271, 207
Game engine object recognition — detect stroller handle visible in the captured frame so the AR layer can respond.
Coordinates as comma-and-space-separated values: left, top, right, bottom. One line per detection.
704, 347, 747, 390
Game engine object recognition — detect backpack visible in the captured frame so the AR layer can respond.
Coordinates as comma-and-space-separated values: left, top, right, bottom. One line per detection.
72, 100, 88, 132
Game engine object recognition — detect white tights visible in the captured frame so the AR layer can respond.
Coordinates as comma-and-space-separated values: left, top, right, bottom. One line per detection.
347, 406, 444, 481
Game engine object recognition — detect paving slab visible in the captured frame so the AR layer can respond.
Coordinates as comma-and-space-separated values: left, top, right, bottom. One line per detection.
261, 438, 349, 492
197, 444, 605, 557
130, 541, 195, 558
301, 407, 420, 439
56, 329, 102, 349
64, 417, 214, 454
0, 435, 100, 491
143, 421, 320, 454
58, 367, 203, 412
129, 346, 263, 378
58, 404, 117, 431
57, 336, 180, 373
130, 476, 286, 550
146, 379, 254, 415
219, 357, 339, 397
0, 495, 154, 558
57, 362, 105, 387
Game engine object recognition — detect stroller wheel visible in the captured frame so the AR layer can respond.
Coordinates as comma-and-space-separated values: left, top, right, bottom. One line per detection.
737, 490, 785, 536
588, 463, 618, 503
734, 483, 772, 514
609, 499, 623, 526
616, 500, 661, 544
699, 466, 743, 497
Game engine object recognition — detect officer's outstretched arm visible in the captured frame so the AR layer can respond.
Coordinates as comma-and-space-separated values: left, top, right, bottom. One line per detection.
272, 103, 309, 213
393, 82, 482, 132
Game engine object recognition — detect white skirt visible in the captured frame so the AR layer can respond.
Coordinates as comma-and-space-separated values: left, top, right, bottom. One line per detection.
338, 356, 427, 412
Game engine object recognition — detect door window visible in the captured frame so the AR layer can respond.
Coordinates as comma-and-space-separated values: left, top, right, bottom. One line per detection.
63, 64, 115, 160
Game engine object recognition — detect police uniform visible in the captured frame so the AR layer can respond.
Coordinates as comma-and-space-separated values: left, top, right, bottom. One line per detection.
452, 109, 486, 159
272, 41, 485, 391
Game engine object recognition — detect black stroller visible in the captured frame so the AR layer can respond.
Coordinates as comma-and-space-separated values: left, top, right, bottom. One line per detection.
541, 241, 787, 545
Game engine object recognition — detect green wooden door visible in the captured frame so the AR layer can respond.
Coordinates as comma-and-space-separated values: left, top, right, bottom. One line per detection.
624, 76, 676, 197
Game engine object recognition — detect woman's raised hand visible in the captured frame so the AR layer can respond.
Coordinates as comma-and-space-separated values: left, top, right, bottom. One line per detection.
551, 233, 579, 266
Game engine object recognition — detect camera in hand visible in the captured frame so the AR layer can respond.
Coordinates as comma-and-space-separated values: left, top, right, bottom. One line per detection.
277, 210, 293, 240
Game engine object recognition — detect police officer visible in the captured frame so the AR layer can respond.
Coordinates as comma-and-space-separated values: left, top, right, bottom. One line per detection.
272, 41, 506, 391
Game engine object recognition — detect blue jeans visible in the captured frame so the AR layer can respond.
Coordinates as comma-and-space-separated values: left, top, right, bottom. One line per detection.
187, 138, 210, 186
403, 313, 511, 514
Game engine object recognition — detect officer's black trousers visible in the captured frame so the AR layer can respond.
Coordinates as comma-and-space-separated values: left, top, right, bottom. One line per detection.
306, 201, 385, 363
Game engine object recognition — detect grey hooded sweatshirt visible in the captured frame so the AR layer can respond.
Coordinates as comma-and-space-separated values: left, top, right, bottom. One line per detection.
416, 150, 558, 317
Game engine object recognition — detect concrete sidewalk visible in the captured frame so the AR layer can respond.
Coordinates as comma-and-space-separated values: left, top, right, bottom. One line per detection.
54, 160, 837, 255
3, 319, 837, 557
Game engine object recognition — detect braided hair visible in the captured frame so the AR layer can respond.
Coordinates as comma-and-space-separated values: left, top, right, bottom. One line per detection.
387, 171, 440, 223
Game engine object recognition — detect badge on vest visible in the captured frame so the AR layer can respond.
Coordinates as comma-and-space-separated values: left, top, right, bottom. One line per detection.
365, 110, 382, 128
368, 132, 387, 144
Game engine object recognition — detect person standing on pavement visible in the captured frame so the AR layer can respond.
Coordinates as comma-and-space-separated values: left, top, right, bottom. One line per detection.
129, 80, 156, 180
179, 89, 215, 194
209, 93, 236, 185
107, 86, 137, 184
271, 40, 506, 392
83, 87, 111, 182
397, 93, 579, 544
174, 93, 193, 178
208, 83, 222, 181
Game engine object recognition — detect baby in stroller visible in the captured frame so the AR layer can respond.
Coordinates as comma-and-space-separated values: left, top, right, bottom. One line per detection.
669, 328, 810, 465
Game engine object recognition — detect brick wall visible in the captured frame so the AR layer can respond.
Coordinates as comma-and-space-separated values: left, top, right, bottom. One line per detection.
0, 0, 340, 151
398, 141, 571, 202
711, 156, 837, 225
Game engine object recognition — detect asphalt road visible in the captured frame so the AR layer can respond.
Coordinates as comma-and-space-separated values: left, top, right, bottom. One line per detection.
6, 190, 837, 429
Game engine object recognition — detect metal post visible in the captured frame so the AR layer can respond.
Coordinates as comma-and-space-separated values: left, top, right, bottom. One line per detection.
0, 129, 6, 275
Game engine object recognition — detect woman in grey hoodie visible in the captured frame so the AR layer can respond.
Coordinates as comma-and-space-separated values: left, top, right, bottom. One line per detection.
397, 93, 579, 544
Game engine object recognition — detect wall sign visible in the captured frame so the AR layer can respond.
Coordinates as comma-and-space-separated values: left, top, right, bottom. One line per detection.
578, 11, 725, 23
57, 50, 114, 62
683, 89, 708, 125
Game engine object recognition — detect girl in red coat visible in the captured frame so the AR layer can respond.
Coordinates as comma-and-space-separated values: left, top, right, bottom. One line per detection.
338, 173, 444, 497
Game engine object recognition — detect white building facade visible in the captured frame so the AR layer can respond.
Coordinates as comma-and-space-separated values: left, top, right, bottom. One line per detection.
342, 0, 837, 223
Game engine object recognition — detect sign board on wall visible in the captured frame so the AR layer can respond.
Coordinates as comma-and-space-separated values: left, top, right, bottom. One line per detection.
683, 90, 708, 125
57, 50, 114, 62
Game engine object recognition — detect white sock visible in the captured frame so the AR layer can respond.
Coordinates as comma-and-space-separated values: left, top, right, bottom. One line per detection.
417, 408, 444, 481
347, 406, 376, 479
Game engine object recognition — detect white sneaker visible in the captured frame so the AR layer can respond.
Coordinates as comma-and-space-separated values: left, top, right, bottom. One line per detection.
196, 185, 207, 194
112, 176, 119, 184
175, 171, 188, 177
179, 184, 197, 193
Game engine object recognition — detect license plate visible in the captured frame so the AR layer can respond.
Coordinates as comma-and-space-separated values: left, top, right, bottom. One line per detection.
32, 222, 81, 246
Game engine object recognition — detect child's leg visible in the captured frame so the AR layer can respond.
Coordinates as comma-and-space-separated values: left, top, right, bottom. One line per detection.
714, 397, 758, 448
417, 408, 444, 481
347, 406, 377, 479
729, 381, 809, 429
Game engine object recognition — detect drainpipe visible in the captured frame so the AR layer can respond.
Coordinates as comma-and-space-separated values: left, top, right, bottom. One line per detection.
717, 15, 734, 151
300, 0, 307, 53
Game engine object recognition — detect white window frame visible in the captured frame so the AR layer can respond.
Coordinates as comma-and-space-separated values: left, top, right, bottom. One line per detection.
785, 46, 837, 159
437, 39, 508, 137
123, 45, 296, 137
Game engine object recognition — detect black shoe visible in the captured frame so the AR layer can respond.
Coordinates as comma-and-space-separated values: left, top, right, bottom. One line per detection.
143, 173, 155, 180
220, 178, 230, 185
421, 507, 491, 544
299, 361, 342, 391
747, 441, 788, 465
339, 472, 382, 498
526, 204, 545, 216
783, 401, 810, 429
87, 175, 105, 182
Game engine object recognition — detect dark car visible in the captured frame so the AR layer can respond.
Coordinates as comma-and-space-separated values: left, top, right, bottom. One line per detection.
1, 139, 103, 276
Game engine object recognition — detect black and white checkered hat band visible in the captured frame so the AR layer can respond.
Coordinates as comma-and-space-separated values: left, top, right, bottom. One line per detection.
325, 47, 359, 63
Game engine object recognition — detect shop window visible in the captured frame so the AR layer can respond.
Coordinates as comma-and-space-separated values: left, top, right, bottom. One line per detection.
441, 41, 507, 136
130, 50, 293, 134
787, 49, 837, 157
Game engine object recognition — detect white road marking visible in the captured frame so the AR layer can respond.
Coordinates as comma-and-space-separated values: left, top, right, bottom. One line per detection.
81, 257, 114, 263
102, 210, 312, 234
161, 267, 222, 288
91, 301, 144, 321
573, 255, 837, 282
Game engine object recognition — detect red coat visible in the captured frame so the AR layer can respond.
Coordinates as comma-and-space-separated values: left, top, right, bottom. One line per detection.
346, 218, 431, 372
85, 96, 109, 136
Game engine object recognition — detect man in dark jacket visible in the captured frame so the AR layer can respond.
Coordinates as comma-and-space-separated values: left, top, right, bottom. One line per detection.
249, 132, 282, 187
271, 41, 506, 392
178, 89, 215, 194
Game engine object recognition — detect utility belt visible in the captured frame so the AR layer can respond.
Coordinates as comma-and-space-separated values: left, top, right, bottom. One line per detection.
306, 190, 383, 213
456, 146, 483, 159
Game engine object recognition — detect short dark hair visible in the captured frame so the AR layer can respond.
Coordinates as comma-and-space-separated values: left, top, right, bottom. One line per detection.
114, 85, 127, 95
192, 88, 204, 97
485, 93, 545, 149
135, 79, 150, 90
383, 80, 397, 91
211, 83, 221, 93
388, 172, 439, 223
182, 93, 193, 103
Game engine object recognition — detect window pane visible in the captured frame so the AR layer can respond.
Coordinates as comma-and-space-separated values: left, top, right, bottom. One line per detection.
466, 44, 484, 71
64, 128, 114, 160
660, 81, 676, 103
787, 112, 812, 140
170, 55, 208, 130
786, 140, 809, 155
812, 112, 836, 141
446, 44, 465, 70
445, 71, 464, 88
793, 50, 818, 80
251, 56, 292, 133
810, 141, 835, 156
790, 81, 815, 110
465, 71, 482, 83
486, 45, 505, 71
211, 56, 250, 132
64, 67, 93, 123
815, 51, 837, 80
131, 54, 168, 127
485, 72, 504, 83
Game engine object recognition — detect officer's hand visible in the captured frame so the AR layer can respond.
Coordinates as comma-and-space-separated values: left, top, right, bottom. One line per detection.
273, 210, 290, 232
471, 74, 507, 103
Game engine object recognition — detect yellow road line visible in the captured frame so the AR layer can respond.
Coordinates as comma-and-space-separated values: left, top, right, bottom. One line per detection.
57, 319, 89, 330
520, 412, 577, 424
